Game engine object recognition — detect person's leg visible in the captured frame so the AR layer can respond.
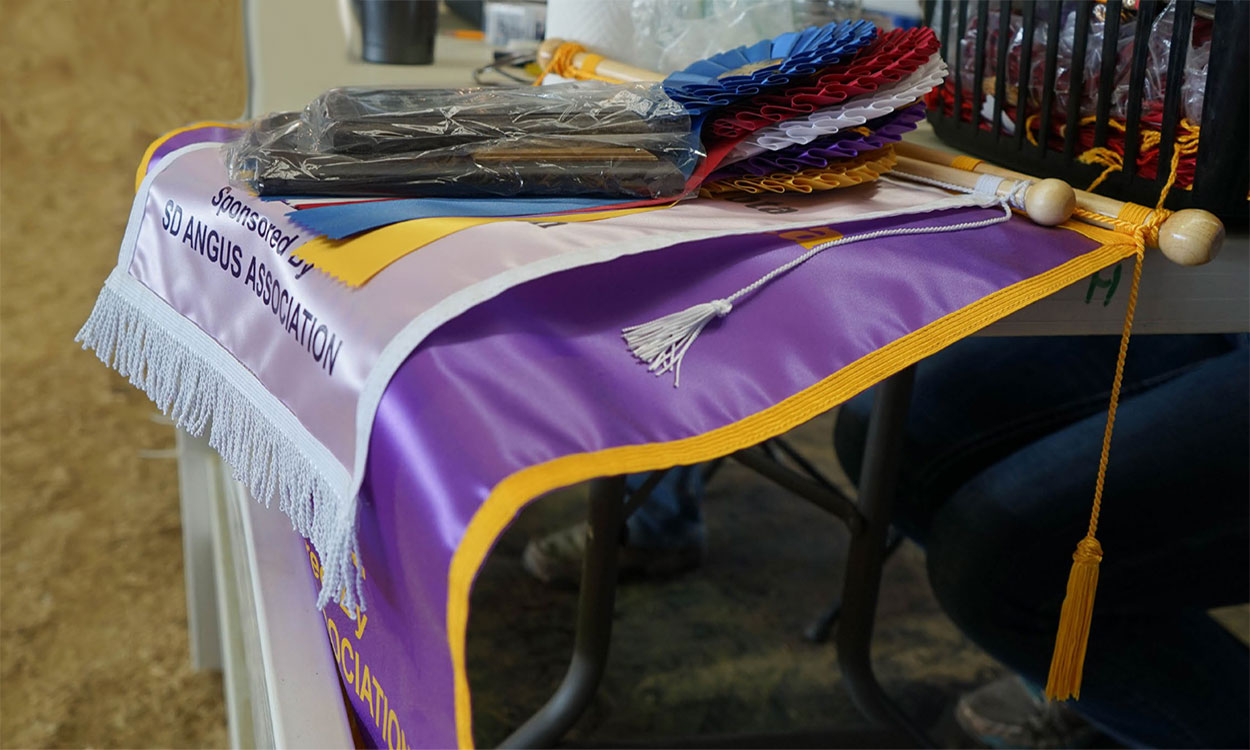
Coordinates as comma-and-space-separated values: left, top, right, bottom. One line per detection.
624, 465, 706, 549
833, 334, 1240, 543
522, 466, 706, 586
924, 346, 1248, 748
840, 337, 1250, 745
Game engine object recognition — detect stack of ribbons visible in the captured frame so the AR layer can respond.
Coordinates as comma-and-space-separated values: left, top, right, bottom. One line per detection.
221, 19, 949, 289
691, 25, 944, 197
543, 21, 948, 197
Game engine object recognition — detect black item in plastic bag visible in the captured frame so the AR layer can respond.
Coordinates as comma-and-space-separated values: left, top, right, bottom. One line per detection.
226, 82, 701, 199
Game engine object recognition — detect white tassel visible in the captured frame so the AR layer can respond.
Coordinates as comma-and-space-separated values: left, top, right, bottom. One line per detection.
622, 298, 732, 387
623, 191, 1022, 387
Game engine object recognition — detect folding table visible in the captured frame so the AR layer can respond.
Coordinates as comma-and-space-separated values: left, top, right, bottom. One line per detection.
171, 1, 1249, 746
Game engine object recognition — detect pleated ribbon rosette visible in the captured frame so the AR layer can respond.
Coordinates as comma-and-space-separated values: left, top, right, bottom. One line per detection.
661, 19, 878, 117
703, 27, 941, 144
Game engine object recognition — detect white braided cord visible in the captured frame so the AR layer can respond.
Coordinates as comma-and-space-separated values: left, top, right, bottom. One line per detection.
721, 199, 1015, 309
625, 174, 1035, 386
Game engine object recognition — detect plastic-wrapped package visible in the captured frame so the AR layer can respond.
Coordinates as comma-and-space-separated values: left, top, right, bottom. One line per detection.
1054, 5, 1134, 121
949, 4, 1020, 103
542, 0, 806, 76
947, 3, 1128, 119
629, 0, 800, 74
225, 82, 702, 199
1181, 30, 1208, 123
229, 110, 307, 154
302, 82, 692, 154
943, 0, 1208, 126
1142, 0, 1212, 123
229, 136, 697, 199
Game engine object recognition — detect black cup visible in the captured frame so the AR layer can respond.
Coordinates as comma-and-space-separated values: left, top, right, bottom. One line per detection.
354, 0, 439, 65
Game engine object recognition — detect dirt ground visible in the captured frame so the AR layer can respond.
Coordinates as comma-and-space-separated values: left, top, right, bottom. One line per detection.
1, 2, 244, 746
467, 412, 1005, 748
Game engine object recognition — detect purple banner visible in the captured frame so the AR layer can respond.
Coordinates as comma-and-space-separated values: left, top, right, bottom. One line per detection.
142, 123, 241, 178
118, 124, 1123, 749
322, 208, 1108, 747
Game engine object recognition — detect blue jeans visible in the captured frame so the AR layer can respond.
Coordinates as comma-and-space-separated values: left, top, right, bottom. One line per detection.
629, 334, 1248, 747
834, 334, 1248, 749
625, 466, 705, 549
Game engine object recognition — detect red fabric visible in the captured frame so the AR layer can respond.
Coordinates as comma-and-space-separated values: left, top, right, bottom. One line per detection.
703, 28, 941, 144
928, 81, 1196, 188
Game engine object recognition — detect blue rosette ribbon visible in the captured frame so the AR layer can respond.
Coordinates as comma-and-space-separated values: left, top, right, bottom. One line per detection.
661, 19, 878, 118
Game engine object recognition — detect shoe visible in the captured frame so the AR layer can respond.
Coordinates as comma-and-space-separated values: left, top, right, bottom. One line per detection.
521, 521, 705, 589
955, 675, 1099, 749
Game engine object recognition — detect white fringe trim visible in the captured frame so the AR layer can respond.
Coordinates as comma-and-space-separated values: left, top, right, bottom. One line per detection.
76, 283, 364, 614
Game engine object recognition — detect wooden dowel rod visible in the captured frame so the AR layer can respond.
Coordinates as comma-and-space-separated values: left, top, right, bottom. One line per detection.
895, 141, 1224, 265
537, 39, 664, 83
899, 140, 1111, 203
894, 154, 1076, 227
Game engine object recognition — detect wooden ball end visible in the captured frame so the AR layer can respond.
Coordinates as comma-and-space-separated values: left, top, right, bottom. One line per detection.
537, 38, 566, 68
1158, 209, 1224, 266
1024, 178, 1077, 226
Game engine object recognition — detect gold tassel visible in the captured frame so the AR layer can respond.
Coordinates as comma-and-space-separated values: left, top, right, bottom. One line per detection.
1045, 205, 1158, 701
1045, 535, 1103, 700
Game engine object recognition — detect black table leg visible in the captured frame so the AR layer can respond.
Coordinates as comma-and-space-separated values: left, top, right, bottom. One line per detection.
503, 366, 927, 747
501, 476, 625, 748
804, 530, 904, 644
836, 365, 933, 747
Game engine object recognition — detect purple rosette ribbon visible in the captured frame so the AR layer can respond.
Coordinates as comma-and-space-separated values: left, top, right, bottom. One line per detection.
709, 102, 926, 181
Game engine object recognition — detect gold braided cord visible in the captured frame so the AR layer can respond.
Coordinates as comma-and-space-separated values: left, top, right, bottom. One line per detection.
1025, 114, 1200, 209
1072, 201, 1168, 249
1045, 201, 1161, 702
951, 154, 984, 171
1088, 248, 1141, 537
534, 42, 623, 85
580, 53, 605, 77
1080, 203, 1162, 540
1048, 200, 1164, 546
